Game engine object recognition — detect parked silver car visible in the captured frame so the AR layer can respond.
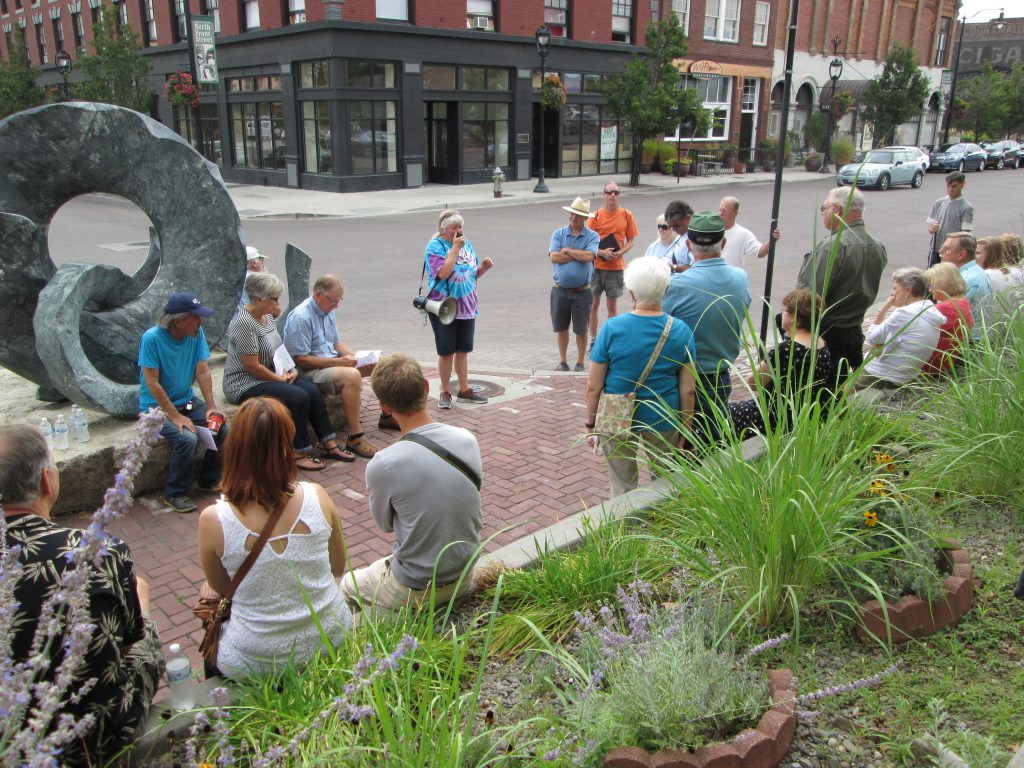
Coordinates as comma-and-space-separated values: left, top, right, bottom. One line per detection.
837, 148, 925, 190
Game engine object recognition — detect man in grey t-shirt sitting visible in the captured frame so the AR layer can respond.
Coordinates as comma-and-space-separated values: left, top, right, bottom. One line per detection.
340, 353, 482, 616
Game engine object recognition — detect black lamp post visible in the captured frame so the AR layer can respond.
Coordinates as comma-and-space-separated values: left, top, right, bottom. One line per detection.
55, 49, 72, 101
941, 9, 1005, 144
820, 37, 843, 173
533, 24, 552, 194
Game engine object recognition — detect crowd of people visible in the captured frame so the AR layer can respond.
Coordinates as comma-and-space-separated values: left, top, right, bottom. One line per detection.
5, 173, 1023, 763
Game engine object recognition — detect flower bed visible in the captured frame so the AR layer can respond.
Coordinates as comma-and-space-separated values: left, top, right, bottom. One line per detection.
856, 545, 973, 644
604, 669, 797, 768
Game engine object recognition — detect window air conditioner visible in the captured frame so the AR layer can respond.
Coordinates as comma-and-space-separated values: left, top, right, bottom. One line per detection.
474, 15, 489, 29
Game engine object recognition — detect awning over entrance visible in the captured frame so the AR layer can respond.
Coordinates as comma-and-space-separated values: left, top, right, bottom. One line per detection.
817, 79, 871, 108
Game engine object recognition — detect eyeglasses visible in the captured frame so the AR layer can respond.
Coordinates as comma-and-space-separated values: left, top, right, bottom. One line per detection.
820, 203, 837, 211
657, 224, 670, 230
604, 190, 620, 196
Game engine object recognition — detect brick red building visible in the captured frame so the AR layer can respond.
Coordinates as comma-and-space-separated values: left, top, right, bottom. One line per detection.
2, 0, 778, 191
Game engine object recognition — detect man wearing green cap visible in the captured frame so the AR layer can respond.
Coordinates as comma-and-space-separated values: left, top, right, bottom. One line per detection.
663, 212, 751, 444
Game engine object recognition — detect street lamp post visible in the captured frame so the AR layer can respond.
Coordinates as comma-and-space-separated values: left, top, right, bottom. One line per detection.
55, 49, 72, 101
820, 37, 843, 173
533, 24, 551, 194
941, 9, 1005, 144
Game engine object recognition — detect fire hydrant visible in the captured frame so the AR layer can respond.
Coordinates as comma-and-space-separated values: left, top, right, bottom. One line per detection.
492, 166, 506, 198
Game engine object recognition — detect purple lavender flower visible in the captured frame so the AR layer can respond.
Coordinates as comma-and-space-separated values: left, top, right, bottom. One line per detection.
739, 633, 790, 663
797, 660, 903, 705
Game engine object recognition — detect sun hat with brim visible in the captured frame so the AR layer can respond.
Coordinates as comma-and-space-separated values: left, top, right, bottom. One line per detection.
687, 212, 726, 246
164, 291, 214, 317
562, 196, 596, 218
245, 246, 268, 261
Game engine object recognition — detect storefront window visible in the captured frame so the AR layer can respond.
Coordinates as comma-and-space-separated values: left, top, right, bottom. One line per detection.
423, 64, 456, 90
348, 60, 396, 88
174, 104, 222, 164
298, 60, 329, 88
230, 102, 285, 169
462, 66, 509, 91
561, 105, 631, 176
301, 101, 332, 173
349, 100, 398, 174
681, 76, 731, 140
462, 102, 508, 169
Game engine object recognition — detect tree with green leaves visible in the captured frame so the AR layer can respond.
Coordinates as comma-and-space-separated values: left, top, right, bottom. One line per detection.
600, 13, 707, 186
995, 62, 1024, 137
954, 65, 1005, 141
862, 44, 929, 147
0, 31, 45, 119
76, 6, 153, 113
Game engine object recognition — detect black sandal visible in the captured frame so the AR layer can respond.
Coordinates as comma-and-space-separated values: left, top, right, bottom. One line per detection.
321, 444, 356, 462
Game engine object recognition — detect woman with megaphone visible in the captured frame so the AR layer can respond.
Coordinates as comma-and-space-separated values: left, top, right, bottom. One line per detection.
423, 209, 494, 410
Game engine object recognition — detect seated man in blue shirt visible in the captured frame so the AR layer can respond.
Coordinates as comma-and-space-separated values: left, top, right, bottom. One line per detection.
663, 212, 751, 446
939, 232, 992, 340
283, 274, 382, 460
138, 291, 229, 513
549, 196, 600, 372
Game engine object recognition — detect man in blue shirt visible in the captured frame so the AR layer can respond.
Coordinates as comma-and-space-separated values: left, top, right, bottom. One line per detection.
663, 212, 751, 445
283, 274, 382, 460
940, 232, 992, 340
138, 291, 229, 512
549, 197, 599, 372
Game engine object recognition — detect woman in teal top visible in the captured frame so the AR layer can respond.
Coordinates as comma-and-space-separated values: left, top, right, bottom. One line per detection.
586, 256, 697, 498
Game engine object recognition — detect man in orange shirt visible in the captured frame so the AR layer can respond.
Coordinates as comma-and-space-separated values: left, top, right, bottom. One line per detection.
589, 181, 638, 350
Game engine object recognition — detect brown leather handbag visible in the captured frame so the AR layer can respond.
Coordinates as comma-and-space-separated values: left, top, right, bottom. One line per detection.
193, 487, 292, 665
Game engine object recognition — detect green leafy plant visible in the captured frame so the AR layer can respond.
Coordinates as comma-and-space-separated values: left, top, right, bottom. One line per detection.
830, 138, 855, 166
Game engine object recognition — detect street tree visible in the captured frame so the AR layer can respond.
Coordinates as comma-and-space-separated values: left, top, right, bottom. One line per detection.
996, 62, 1024, 137
954, 65, 1005, 141
862, 44, 930, 147
0, 31, 45, 119
600, 13, 707, 186
76, 6, 153, 113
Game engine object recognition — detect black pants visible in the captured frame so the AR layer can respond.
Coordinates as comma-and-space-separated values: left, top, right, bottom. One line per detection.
823, 325, 865, 387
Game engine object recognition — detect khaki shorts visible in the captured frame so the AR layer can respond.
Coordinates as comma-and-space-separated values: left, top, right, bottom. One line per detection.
297, 367, 338, 396
591, 268, 625, 298
339, 556, 473, 618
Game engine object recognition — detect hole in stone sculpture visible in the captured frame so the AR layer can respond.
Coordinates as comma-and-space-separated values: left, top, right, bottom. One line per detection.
48, 194, 160, 290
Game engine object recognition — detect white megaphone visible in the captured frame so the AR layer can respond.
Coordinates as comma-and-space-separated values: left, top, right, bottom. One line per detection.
413, 295, 457, 325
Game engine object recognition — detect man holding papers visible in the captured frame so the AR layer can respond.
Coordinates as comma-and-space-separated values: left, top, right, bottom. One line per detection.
284, 274, 392, 461
223, 272, 356, 468
589, 182, 638, 353
139, 291, 230, 512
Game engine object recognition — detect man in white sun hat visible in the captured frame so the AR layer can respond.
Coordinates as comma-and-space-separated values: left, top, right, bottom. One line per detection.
239, 245, 269, 310
548, 196, 599, 372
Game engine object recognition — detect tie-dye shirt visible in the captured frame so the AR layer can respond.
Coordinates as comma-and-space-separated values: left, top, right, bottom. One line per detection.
425, 235, 481, 319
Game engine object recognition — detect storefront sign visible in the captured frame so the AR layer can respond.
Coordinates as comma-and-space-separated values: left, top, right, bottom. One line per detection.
600, 125, 617, 160
192, 16, 218, 85
689, 60, 723, 80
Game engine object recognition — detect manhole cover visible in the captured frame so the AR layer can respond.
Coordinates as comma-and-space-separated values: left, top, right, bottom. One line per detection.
464, 379, 504, 398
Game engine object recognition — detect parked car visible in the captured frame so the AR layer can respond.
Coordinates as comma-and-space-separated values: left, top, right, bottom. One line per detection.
928, 142, 987, 172
982, 140, 1022, 169
836, 148, 925, 190
884, 145, 930, 172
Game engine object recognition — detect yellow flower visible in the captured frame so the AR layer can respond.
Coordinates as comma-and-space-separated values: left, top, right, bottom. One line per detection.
864, 510, 878, 527
874, 453, 894, 465
868, 480, 888, 496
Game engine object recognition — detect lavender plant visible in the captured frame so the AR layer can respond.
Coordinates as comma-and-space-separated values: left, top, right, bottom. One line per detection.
0, 409, 164, 768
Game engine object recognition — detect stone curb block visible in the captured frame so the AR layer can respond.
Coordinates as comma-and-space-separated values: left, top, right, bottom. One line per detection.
856, 546, 974, 644
603, 669, 796, 768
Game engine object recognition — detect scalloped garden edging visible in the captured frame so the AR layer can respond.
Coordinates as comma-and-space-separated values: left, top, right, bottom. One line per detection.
856, 545, 973, 644
604, 669, 797, 768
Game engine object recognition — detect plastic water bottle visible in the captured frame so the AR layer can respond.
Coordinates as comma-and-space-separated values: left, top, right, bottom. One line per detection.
69, 407, 81, 443
53, 415, 70, 451
38, 417, 53, 450
76, 407, 91, 443
165, 643, 195, 710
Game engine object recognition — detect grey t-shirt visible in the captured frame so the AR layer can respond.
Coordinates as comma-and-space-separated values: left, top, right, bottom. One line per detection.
928, 195, 974, 252
365, 422, 483, 590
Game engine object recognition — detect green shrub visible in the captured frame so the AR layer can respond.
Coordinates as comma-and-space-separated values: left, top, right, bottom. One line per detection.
830, 139, 855, 165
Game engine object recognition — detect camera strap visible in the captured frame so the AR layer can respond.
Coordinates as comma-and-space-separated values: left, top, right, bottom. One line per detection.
401, 432, 481, 491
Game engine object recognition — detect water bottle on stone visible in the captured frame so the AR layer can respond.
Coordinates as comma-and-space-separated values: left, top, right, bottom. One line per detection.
53, 415, 70, 451
165, 643, 196, 710
76, 407, 91, 443
69, 407, 81, 443
38, 417, 53, 450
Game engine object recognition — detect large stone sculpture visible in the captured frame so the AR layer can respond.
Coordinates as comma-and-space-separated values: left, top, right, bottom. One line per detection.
0, 102, 246, 415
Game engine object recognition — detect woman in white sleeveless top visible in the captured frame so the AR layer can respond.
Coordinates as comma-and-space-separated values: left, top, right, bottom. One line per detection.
198, 397, 352, 679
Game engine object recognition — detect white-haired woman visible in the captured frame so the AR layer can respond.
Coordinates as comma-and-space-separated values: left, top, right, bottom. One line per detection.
224, 272, 354, 468
585, 256, 697, 497
922, 262, 973, 375
858, 267, 945, 388
643, 213, 691, 273
424, 209, 494, 410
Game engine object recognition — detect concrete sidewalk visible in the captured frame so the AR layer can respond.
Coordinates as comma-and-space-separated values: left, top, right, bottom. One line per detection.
227, 165, 826, 220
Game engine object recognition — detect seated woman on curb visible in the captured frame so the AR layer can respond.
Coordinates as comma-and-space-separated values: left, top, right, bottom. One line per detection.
922, 262, 973, 376
197, 397, 352, 679
856, 268, 944, 389
977, 235, 1024, 321
729, 289, 834, 438
223, 271, 355, 469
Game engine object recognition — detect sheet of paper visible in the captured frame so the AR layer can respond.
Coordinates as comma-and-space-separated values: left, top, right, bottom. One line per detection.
273, 345, 295, 376
195, 426, 218, 451
355, 349, 381, 368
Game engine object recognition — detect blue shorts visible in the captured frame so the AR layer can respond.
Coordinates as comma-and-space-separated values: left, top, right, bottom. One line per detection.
429, 315, 475, 357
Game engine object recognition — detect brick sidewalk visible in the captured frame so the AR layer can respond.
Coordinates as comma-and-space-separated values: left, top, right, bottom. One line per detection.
65, 364, 630, 681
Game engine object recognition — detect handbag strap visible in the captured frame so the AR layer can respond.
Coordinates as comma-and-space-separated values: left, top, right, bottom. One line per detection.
633, 316, 674, 394
401, 431, 482, 490
222, 485, 294, 601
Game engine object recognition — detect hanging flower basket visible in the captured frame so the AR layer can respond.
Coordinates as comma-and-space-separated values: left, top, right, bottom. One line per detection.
165, 71, 200, 108
830, 91, 854, 121
540, 74, 567, 111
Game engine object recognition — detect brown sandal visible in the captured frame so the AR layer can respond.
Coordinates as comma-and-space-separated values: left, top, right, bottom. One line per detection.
296, 455, 326, 471
345, 432, 377, 459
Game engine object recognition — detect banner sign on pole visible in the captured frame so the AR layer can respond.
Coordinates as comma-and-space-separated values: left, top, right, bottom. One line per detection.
192, 15, 218, 84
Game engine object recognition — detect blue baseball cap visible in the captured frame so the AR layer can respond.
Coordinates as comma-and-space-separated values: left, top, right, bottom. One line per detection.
164, 291, 214, 317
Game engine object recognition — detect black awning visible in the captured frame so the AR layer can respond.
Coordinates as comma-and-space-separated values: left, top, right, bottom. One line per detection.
818, 79, 871, 108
